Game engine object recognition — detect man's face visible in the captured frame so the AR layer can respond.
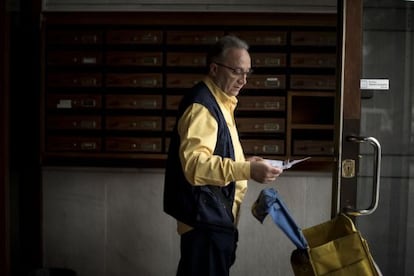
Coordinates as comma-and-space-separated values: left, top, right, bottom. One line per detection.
210, 48, 252, 97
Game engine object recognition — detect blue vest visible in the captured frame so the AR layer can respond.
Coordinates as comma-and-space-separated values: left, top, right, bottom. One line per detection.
163, 82, 236, 230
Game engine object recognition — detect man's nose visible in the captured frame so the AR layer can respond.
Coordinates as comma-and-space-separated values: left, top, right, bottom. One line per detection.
238, 74, 248, 85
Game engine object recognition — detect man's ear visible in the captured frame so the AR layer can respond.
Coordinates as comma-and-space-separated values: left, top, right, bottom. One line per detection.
209, 63, 218, 76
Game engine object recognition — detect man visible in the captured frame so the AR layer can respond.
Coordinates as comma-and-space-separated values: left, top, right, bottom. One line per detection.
164, 35, 283, 276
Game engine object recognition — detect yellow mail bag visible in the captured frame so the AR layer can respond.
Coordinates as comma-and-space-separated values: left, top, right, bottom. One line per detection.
291, 214, 380, 276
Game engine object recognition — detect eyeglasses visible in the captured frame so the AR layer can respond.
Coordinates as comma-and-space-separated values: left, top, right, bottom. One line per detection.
215, 62, 253, 77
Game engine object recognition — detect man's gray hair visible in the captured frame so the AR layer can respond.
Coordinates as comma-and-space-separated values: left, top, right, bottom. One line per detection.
207, 35, 249, 65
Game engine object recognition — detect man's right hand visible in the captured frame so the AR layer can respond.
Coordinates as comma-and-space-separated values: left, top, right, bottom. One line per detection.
250, 160, 283, 184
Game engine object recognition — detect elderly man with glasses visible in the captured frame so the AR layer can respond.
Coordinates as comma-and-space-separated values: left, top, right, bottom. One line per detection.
164, 35, 283, 276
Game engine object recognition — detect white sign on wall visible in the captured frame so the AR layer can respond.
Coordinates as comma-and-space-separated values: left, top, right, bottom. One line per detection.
360, 79, 389, 90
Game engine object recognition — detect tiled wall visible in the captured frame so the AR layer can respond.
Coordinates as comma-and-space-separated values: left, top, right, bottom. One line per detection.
42, 167, 332, 276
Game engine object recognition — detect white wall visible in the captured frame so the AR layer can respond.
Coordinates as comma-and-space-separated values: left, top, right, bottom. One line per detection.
42, 167, 332, 276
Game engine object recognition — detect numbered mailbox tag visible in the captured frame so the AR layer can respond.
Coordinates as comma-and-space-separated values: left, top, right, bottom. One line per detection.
56, 99, 72, 109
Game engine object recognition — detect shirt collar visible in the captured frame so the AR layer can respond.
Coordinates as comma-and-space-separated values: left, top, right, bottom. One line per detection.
203, 76, 238, 109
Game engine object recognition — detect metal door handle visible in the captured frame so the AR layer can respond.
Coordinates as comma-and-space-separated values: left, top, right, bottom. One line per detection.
345, 135, 381, 216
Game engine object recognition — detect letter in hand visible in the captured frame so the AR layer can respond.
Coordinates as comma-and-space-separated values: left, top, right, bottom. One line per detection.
264, 157, 311, 169
249, 158, 283, 184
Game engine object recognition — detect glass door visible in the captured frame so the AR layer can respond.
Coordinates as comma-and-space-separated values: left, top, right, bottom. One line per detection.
357, 0, 414, 275
351, 0, 413, 274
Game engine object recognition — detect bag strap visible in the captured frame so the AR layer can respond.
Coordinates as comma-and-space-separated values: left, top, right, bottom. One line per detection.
338, 213, 358, 232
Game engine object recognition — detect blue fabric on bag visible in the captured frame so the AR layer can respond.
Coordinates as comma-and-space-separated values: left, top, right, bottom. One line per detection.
252, 188, 308, 250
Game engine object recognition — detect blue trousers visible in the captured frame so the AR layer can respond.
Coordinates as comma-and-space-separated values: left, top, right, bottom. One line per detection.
176, 227, 238, 276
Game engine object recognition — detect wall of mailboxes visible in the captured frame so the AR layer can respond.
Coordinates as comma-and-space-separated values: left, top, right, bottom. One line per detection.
42, 12, 337, 169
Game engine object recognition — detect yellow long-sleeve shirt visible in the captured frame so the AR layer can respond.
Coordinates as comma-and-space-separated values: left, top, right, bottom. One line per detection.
176, 76, 251, 234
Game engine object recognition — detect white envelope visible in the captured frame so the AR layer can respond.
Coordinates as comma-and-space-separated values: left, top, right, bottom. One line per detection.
265, 157, 311, 169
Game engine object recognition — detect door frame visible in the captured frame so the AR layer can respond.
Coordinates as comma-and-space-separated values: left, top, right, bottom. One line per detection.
332, 0, 363, 216
0, 0, 10, 275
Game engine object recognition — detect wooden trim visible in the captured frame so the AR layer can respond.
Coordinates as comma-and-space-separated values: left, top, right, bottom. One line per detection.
42, 11, 337, 27
343, 2, 362, 119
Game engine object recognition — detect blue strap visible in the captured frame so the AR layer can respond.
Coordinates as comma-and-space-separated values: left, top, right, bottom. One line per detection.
252, 188, 308, 250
